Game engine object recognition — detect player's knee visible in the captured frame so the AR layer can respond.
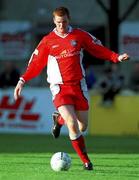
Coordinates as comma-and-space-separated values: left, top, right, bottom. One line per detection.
66, 119, 78, 130
67, 121, 81, 140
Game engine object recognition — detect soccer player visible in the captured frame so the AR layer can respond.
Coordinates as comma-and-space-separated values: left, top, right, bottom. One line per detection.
14, 7, 129, 170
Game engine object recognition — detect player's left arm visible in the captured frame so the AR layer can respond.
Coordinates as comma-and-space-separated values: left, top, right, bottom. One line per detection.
118, 53, 129, 62
82, 31, 129, 63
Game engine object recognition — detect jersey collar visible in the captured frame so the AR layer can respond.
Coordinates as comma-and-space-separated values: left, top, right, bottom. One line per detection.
53, 26, 73, 38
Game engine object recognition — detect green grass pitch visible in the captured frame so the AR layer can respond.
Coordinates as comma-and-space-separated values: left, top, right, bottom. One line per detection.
0, 134, 139, 180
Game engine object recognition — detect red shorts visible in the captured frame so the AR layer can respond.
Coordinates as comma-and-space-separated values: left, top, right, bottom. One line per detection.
50, 83, 89, 111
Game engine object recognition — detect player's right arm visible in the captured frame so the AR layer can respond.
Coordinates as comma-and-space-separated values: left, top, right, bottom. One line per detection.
14, 37, 49, 101
14, 78, 25, 100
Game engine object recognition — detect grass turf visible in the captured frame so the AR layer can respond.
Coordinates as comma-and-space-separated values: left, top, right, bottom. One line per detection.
0, 134, 139, 180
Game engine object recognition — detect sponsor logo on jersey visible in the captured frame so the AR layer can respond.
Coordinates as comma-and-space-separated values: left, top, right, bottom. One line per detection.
61, 50, 67, 55
56, 49, 80, 59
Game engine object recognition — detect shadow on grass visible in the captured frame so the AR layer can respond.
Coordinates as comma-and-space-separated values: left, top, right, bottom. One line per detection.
0, 134, 139, 154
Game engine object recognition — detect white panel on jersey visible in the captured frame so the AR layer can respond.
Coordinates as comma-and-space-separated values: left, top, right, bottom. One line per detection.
79, 49, 85, 77
50, 84, 60, 100
47, 55, 63, 84
80, 78, 88, 91
80, 78, 89, 101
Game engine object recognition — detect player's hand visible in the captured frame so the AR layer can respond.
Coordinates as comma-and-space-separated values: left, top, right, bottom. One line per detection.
118, 53, 129, 62
14, 80, 24, 101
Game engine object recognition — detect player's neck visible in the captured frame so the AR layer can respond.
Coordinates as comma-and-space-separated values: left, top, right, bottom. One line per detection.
56, 31, 68, 37
55, 27, 69, 37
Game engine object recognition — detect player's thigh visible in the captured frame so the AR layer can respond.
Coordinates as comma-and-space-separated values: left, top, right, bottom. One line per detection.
76, 110, 88, 130
58, 105, 79, 128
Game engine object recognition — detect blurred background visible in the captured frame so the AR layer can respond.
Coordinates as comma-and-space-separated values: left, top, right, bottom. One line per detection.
0, 0, 139, 136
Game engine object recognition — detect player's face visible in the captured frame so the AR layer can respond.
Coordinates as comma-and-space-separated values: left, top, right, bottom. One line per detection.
53, 15, 69, 35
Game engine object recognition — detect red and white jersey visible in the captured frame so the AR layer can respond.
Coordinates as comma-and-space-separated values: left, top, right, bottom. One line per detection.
21, 26, 119, 85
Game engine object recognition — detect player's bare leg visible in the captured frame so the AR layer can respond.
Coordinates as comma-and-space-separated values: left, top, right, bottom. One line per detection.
76, 110, 88, 133
51, 110, 88, 138
58, 105, 93, 170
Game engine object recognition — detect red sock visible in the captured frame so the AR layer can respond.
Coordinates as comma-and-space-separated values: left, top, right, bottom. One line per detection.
57, 115, 65, 125
71, 135, 90, 164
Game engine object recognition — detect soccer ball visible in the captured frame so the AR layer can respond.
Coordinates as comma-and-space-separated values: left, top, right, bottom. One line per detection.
50, 152, 71, 172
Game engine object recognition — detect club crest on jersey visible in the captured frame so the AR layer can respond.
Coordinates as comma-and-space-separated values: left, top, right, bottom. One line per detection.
70, 40, 77, 46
